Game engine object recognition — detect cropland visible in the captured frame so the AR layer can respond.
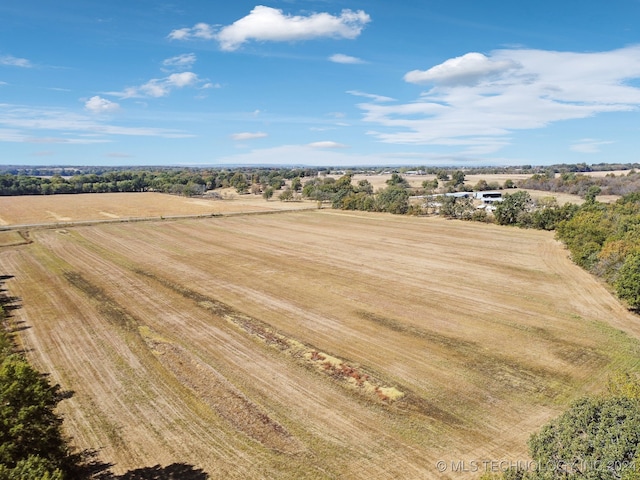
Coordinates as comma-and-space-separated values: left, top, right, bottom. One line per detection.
1, 193, 640, 479
0, 190, 313, 227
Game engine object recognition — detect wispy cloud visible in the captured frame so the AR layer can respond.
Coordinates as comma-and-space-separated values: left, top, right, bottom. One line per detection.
0, 104, 194, 143
0, 54, 33, 68
308, 141, 348, 148
170, 6, 371, 51
358, 45, 640, 154
231, 131, 268, 141
347, 90, 395, 102
329, 53, 365, 64
111, 72, 201, 99
570, 138, 614, 154
162, 53, 197, 71
85, 96, 120, 114
168, 23, 215, 41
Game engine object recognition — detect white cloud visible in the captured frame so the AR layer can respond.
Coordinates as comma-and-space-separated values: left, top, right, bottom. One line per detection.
167, 72, 198, 87
308, 141, 348, 148
404, 52, 519, 86
231, 131, 268, 140
113, 72, 200, 98
84, 96, 120, 114
347, 90, 395, 102
172, 7, 371, 51
0, 54, 32, 68
162, 53, 196, 70
168, 22, 216, 40
570, 139, 614, 154
358, 45, 640, 154
0, 103, 194, 143
329, 53, 365, 64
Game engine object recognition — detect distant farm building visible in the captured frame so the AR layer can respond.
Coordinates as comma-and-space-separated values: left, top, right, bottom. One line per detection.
445, 192, 473, 199
474, 191, 503, 203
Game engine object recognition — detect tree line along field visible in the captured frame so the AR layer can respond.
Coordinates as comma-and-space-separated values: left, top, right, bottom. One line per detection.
2, 207, 640, 479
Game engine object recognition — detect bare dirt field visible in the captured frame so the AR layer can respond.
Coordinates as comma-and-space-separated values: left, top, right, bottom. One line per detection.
0, 190, 313, 226
2, 209, 640, 479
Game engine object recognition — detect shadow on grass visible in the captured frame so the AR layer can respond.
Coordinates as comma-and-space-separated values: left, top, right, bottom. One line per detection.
83, 457, 209, 480
111, 463, 209, 479
0, 276, 210, 480
77, 450, 209, 480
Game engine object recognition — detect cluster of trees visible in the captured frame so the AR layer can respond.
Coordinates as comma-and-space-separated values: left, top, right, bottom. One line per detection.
519, 170, 640, 197
300, 173, 414, 214
488, 191, 580, 231
0, 167, 318, 197
0, 277, 82, 479
555, 192, 640, 310
481, 373, 640, 479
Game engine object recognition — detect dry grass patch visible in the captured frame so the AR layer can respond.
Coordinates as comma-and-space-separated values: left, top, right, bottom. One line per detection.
0, 191, 314, 226
2, 210, 640, 478
0, 231, 30, 247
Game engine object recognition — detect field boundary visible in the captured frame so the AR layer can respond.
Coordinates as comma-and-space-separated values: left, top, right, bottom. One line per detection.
0, 206, 319, 232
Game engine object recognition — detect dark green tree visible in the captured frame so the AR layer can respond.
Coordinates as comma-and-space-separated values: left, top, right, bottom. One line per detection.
422, 178, 439, 191
356, 179, 374, 194
450, 170, 465, 187
494, 191, 532, 226
527, 396, 640, 479
262, 186, 274, 201
290, 177, 302, 192
331, 175, 355, 209
0, 355, 75, 477
386, 173, 410, 188
229, 172, 248, 194
585, 185, 602, 203
0, 455, 63, 480
375, 186, 409, 214
440, 196, 474, 220
555, 206, 611, 270
278, 188, 294, 201
436, 170, 450, 182
615, 253, 640, 310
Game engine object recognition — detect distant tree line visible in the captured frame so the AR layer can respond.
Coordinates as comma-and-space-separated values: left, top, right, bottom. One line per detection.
2, 163, 639, 198
518, 170, 640, 197
0, 167, 318, 197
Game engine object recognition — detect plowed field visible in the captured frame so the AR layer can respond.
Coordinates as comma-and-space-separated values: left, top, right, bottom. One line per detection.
2, 209, 639, 479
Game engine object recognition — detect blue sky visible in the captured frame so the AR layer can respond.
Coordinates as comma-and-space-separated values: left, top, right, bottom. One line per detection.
2, 1, 640, 167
